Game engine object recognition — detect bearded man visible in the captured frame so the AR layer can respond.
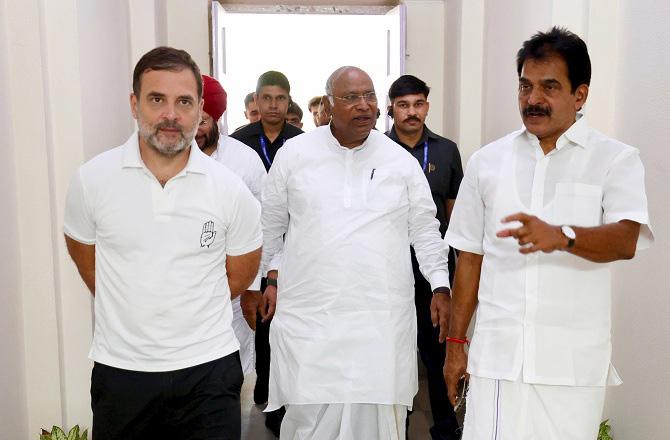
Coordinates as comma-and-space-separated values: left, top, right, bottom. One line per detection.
63, 47, 262, 440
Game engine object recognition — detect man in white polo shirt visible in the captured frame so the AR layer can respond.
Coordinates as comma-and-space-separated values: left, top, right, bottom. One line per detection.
444, 27, 653, 440
64, 46, 262, 440
196, 74, 267, 374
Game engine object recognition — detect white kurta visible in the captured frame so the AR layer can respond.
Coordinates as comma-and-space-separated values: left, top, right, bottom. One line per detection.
261, 126, 449, 411
446, 116, 653, 386
212, 135, 267, 374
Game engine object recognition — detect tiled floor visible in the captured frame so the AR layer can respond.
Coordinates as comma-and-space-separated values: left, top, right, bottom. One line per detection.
240, 364, 436, 439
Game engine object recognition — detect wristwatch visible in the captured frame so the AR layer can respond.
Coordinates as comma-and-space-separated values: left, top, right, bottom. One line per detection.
432, 286, 450, 295
560, 225, 576, 249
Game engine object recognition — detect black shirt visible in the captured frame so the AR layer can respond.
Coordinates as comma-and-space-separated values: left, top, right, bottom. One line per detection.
230, 121, 304, 171
386, 125, 463, 236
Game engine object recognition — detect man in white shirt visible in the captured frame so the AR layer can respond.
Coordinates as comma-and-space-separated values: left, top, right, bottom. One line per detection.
261, 66, 451, 439
444, 27, 654, 440
196, 74, 267, 374
64, 47, 262, 440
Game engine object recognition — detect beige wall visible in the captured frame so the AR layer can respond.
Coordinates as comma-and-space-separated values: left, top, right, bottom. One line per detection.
2, 0, 667, 437
607, 1, 670, 437
0, 1, 27, 438
404, 0, 446, 134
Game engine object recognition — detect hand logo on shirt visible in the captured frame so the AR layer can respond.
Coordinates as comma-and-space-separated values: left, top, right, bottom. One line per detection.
200, 220, 217, 248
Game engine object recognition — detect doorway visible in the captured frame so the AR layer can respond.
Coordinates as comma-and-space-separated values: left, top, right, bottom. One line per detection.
211, 3, 406, 133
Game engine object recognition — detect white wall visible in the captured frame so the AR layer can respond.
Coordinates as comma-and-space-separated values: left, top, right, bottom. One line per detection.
404, 0, 445, 134
0, 1, 28, 437
78, 0, 134, 159
607, 1, 670, 438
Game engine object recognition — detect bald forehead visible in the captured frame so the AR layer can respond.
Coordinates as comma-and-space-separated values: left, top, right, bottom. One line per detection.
330, 67, 374, 94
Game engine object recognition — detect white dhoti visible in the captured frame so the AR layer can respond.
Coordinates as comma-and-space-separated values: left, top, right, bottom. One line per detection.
231, 296, 255, 374
280, 403, 408, 440
462, 375, 606, 440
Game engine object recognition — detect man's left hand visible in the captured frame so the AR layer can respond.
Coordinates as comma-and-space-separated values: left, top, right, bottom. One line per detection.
430, 292, 451, 343
497, 212, 567, 254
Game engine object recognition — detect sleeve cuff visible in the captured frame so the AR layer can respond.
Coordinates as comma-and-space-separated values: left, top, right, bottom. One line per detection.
249, 272, 262, 291
226, 234, 263, 256
428, 270, 451, 291
268, 254, 283, 272
63, 228, 96, 245
603, 212, 655, 250
444, 232, 483, 255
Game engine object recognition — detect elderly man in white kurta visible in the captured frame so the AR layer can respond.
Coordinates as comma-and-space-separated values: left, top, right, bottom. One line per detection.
444, 27, 654, 440
260, 66, 451, 439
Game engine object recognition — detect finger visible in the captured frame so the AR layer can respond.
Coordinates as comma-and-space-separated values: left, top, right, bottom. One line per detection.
264, 301, 276, 322
501, 212, 529, 223
438, 313, 448, 343
445, 373, 458, 406
259, 295, 268, 321
430, 301, 439, 328
517, 234, 534, 245
496, 228, 520, 238
519, 243, 542, 254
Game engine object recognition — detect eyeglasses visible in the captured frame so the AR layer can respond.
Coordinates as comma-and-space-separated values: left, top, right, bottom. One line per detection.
330, 92, 378, 106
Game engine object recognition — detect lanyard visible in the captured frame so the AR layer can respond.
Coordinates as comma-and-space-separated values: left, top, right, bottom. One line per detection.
421, 140, 429, 172
259, 135, 285, 167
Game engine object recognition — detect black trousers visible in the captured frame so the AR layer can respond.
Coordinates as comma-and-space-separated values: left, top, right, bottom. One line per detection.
91, 352, 243, 440
411, 248, 460, 440
255, 276, 271, 397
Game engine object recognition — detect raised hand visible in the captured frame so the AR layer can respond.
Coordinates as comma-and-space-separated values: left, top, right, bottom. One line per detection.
200, 220, 217, 248
496, 212, 566, 254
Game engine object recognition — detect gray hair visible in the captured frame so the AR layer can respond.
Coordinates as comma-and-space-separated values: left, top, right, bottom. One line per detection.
325, 66, 359, 105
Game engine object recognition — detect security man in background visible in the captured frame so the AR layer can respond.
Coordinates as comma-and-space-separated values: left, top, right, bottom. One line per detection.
386, 74, 464, 440
230, 70, 303, 437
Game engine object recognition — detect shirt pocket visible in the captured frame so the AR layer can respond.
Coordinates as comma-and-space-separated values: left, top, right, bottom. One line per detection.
552, 182, 603, 227
363, 168, 403, 212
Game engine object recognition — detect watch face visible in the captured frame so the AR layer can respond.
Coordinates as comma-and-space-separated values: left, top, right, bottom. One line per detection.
561, 225, 576, 239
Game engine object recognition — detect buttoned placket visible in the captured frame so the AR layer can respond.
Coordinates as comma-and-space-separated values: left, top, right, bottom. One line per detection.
522, 143, 558, 380
142, 167, 179, 222
343, 148, 354, 208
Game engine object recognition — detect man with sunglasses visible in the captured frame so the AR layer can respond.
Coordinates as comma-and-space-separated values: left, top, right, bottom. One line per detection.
260, 66, 450, 439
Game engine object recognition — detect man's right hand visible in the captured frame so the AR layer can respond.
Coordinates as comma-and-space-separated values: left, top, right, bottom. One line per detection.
261, 285, 277, 322
444, 343, 469, 407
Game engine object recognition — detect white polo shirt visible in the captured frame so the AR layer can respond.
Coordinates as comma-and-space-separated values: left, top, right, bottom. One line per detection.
64, 132, 262, 372
446, 116, 653, 386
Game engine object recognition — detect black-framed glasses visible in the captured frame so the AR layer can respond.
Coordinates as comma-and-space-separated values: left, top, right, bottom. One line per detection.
330, 92, 378, 105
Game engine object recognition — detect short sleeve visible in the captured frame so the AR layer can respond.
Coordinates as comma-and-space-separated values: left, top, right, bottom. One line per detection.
63, 168, 96, 244
444, 152, 485, 254
602, 148, 654, 249
225, 182, 263, 256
